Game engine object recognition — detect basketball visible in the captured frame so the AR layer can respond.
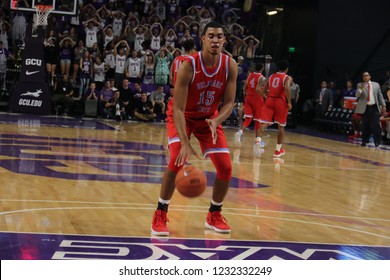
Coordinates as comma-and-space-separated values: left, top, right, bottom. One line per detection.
175, 165, 207, 198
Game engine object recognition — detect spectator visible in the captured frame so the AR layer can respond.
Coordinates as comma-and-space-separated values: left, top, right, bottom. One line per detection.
59, 37, 76, 79
143, 50, 156, 84
342, 80, 357, 109
85, 82, 99, 100
79, 50, 93, 97
242, 35, 260, 70
150, 23, 164, 53
52, 75, 74, 116
93, 56, 107, 91
119, 79, 135, 118
154, 46, 173, 85
104, 90, 127, 120
72, 40, 87, 85
114, 40, 130, 88
134, 92, 156, 121
111, 10, 126, 40
315, 81, 333, 118
133, 25, 148, 52
83, 18, 101, 49
125, 50, 143, 84
164, 28, 177, 49
150, 85, 166, 121
99, 80, 113, 116
44, 36, 59, 86
133, 82, 143, 100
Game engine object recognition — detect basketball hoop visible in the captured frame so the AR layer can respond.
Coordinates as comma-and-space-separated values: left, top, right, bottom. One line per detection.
34, 5, 53, 28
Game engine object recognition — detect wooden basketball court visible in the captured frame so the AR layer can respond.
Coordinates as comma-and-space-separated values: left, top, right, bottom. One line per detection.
0, 112, 389, 260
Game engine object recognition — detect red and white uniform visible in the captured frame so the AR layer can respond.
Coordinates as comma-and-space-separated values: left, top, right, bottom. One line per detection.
243, 72, 265, 122
260, 72, 289, 126
167, 51, 230, 158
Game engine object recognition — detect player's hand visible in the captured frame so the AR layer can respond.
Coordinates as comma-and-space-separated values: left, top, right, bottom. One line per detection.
175, 143, 199, 166
205, 118, 218, 145
287, 103, 292, 111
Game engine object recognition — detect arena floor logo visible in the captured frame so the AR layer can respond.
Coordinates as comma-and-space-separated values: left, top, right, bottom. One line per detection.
0, 232, 388, 260
0, 133, 268, 188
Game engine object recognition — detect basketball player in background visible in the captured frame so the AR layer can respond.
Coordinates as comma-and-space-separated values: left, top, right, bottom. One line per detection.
151, 22, 238, 236
167, 39, 197, 113
257, 60, 292, 157
234, 62, 267, 158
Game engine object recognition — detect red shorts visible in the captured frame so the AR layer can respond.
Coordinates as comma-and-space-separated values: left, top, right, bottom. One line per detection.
166, 117, 229, 158
243, 95, 264, 122
260, 97, 288, 126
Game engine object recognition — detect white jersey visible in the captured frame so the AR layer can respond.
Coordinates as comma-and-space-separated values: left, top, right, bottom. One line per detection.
126, 57, 141, 78
134, 33, 145, 52
104, 34, 114, 48
104, 51, 116, 69
85, 26, 98, 48
112, 17, 123, 37
94, 62, 105, 82
165, 34, 175, 49
115, 54, 126, 74
150, 35, 161, 52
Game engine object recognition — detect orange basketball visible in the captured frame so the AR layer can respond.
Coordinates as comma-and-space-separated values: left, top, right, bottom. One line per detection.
175, 165, 207, 198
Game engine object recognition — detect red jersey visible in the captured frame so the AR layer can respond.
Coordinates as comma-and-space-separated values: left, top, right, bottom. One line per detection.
245, 72, 264, 98
268, 72, 289, 98
184, 51, 230, 119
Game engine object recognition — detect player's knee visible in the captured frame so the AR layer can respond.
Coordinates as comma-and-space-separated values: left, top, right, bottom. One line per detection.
212, 153, 232, 181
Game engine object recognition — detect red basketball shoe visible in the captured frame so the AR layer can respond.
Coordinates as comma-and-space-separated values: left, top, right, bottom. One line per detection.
151, 210, 169, 236
205, 211, 231, 233
274, 148, 286, 158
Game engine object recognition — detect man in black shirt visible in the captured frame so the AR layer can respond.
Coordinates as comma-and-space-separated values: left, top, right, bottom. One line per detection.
52, 74, 74, 115
104, 90, 127, 121
134, 92, 156, 121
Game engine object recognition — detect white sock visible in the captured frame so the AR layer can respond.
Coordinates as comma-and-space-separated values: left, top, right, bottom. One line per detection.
159, 197, 170, 205
211, 199, 223, 206
255, 137, 262, 143
276, 144, 282, 151
238, 129, 243, 136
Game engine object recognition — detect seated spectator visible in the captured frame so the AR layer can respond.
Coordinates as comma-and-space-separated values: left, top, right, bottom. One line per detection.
119, 79, 135, 118
104, 90, 127, 120
99, 80, 114, 116
150, 86, 166, 121
52, 74, 74, 116
342, 80, 357, 109
134, 92, 156, 122
85, 82, 99, 100
133, 82, 143, 100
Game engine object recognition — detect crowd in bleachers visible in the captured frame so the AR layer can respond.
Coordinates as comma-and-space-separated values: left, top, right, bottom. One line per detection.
0, 0, 264, 121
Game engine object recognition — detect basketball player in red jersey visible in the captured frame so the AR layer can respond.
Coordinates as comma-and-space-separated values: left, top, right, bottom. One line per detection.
151, 22, 238, 236
257, 60, 292, 157
234, 62, 267, 158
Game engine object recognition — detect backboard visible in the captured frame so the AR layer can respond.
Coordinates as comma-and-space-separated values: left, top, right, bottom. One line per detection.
10, 0, 78, 16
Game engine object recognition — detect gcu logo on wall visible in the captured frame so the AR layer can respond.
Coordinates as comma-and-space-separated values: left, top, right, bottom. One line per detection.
25, 58, 42, 66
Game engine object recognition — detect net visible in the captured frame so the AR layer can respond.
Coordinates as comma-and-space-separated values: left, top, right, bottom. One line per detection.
34, 5, 53, 27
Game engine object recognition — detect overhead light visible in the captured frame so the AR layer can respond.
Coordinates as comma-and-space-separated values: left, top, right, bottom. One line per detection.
267, 10, 278, 15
